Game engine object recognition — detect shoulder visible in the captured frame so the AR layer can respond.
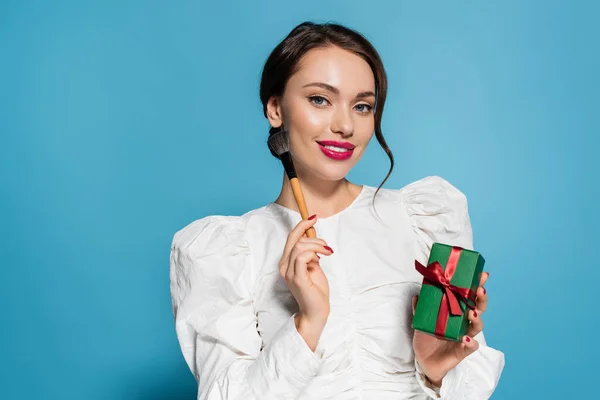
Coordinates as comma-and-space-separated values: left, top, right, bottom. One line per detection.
397, 175, 468, 209
395, 175, 470, 223
366, 175, 468, 213
394, 175, 473, 253
170, 206, 274, 259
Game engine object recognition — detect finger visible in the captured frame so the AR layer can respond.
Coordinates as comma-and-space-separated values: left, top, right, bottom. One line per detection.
287, 250, 311, 282
412, 295, 418, 315
459, 335, 479, 359
296, 238, 330, 257
297, 237, 328, 247
307, 261, 326, 276
281, 216, 318, 261
280, 228, 325, 280
279, 261, 288, 279
467, 308, 484, 338
297, 238, 329, 260
476, 272, 489, 313
289, 242, 333, 264
278, 256, 290, 279
290, 251, 320, 285
284, 239, 331, 280
476, 285, 488, 314
307, 260, 321, 271
479, 271, 489, 288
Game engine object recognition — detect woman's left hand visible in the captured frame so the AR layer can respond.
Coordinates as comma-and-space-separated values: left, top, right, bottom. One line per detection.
412, 271, 490, 387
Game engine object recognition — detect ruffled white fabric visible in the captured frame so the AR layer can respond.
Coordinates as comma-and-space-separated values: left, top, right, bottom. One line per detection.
170, 176, 505, 400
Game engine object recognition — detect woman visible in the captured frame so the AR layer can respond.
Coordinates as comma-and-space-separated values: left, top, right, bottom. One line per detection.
170, 22, 505, 400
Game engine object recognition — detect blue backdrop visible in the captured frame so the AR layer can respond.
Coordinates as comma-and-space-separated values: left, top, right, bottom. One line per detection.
1, 1, 597, 399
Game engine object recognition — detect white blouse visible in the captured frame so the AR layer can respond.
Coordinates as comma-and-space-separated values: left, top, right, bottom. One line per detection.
170, 176, 505, 400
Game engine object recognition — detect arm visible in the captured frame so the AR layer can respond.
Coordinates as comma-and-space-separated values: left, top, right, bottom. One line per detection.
400, 176, 505, 399
170, 217, 323, 400
415, 331, 505, 399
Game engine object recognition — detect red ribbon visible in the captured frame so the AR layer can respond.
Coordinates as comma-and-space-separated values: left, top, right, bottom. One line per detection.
415, 246, 477, 337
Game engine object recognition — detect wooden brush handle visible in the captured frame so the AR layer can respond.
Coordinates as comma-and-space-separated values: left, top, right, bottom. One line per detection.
289, 177, 316, 238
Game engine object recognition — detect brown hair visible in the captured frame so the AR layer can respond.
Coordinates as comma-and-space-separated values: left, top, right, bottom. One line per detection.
259, 21, 394, 193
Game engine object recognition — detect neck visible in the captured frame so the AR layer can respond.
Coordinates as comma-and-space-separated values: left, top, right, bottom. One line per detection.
274, 170, 362, 219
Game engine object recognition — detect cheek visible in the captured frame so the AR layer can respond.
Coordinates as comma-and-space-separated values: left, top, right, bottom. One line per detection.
355, 117, 375, 142
287, 100, 330, 134
302, 108, 330, 129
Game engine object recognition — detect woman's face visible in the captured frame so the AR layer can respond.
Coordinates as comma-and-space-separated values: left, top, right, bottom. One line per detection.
267, 46, 376, 182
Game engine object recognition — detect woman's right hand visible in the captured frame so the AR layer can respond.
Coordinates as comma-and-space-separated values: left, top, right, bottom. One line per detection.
279, 215, 333, 351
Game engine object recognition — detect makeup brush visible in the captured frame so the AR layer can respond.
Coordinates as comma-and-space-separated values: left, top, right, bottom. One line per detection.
268, 128, 317, 238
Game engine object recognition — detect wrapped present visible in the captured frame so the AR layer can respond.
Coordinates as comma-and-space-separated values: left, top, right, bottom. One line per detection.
411, 243, 485, 341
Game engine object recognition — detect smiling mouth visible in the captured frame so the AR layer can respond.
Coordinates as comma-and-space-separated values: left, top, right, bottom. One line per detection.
316, 141, 355, 160
321, 144, 352, 153
316, 141, 356, 151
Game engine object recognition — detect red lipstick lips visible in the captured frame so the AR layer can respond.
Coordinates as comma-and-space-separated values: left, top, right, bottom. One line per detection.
316, 140, 355, 161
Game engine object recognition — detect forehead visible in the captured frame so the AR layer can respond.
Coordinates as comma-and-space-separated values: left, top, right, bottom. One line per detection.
288, 46, 376, 93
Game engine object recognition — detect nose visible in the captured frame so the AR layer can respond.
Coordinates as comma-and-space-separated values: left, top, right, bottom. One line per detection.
330, 107, 354, 138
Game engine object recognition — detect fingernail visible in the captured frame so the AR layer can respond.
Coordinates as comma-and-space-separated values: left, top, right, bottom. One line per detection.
486, 272, 490, 278
324, 246, 334, 253
473, 311, 478, 317
308, 214, 316, 220
465, 336, 471, 342
317, 255, 321, 259
483, 287, 486, 295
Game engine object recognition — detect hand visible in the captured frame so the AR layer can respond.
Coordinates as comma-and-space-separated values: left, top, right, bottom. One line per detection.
278, 215, 333, 351
412, 271, 490, 386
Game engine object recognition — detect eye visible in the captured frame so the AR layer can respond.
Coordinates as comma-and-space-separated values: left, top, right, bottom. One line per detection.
354, 103, 373, 114
308, 95, 330, 107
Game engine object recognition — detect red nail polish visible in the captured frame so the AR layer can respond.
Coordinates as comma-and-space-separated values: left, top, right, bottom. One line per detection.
465, 336, 471, 342
324, 246, 334, 253
473, 311, 478, 317
308, 214, 316, 220
483, 287, 487, 295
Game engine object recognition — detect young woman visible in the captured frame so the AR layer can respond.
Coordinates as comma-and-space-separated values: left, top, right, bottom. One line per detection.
170, 22, 505, 400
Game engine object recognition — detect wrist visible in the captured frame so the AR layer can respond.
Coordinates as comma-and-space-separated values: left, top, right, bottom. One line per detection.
417, 360, 444, 388
425, 374, 443, 388
294, 313, 327, 352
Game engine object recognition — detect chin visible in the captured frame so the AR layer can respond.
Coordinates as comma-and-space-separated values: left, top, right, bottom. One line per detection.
313, 164, 355, 181
295, 151, 361, 181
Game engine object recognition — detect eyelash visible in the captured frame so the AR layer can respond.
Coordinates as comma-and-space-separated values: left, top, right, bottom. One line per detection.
307, 95, 373, 114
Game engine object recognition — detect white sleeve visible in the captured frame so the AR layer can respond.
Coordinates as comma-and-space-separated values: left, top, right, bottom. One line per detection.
170, 216, 322, 400
400, 176, 505, 399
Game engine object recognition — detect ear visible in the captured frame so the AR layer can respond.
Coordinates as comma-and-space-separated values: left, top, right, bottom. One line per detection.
266, 96, 284, 129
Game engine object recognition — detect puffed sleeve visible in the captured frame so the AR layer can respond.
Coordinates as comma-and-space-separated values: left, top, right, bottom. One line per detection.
400, 176, 505, 399
170, 216, 322, 400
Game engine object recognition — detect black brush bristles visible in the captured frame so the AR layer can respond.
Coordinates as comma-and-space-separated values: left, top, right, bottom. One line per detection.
267, 128, 290, 157
268, 129, 297, 179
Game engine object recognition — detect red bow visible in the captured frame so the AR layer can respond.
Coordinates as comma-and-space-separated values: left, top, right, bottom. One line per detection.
415, 246, 477, 337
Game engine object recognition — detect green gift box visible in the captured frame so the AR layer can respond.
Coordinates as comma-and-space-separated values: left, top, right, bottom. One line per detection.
411, 243, 485, 341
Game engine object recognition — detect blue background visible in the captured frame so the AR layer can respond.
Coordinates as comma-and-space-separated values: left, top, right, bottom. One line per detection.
1, 1, 597, 399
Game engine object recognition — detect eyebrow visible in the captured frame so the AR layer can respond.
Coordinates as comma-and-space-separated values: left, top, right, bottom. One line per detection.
302, 82, 376, 99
